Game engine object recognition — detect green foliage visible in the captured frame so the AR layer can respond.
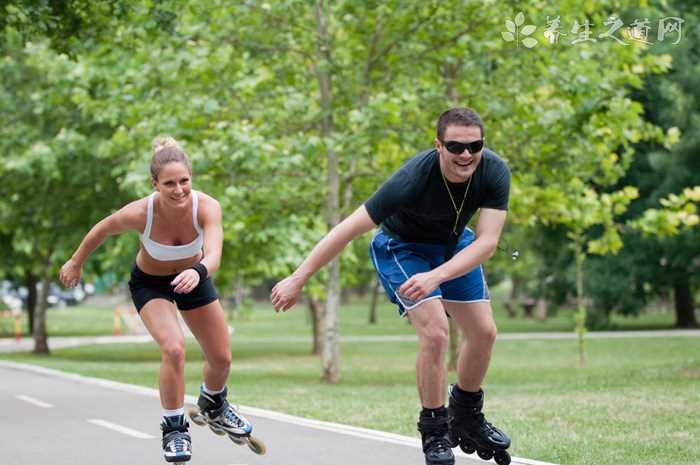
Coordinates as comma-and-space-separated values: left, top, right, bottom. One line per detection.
2, 0, 698, 337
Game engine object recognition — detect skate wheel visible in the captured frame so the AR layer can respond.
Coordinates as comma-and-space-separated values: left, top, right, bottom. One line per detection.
494, 450, 511, 465
248, 435, 266, 455
208, 424, 226, 436
187, 407, 206, 426
477, 447, 493, 460
459, 441, 476, 455
229, 435, 246, 446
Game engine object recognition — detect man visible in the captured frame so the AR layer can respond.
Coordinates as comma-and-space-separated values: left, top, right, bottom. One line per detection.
271, 107, 512, 465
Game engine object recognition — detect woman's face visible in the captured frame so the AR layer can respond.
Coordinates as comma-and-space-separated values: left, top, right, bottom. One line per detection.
152, 162, 192, 206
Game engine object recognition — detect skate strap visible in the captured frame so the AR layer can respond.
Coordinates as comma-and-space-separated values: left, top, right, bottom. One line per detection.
161, 422, 189, 434
417, 415, 450, 433
207, 400, 229, 418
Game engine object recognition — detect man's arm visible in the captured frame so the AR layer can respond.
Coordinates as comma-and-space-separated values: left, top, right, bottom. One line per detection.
398, 208, 507, 301
270, 205, 377, 311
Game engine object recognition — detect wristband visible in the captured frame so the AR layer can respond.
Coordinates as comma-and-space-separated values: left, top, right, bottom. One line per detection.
190, 262, 208, 282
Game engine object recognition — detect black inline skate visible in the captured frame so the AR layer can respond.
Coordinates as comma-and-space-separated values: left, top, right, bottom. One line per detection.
188, 386, 266, 455
417, 408, 455, 465
161, 415, 192, 464
448, 385, 511, 465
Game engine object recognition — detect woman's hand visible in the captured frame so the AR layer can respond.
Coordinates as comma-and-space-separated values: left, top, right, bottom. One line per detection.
171, 268, 200, 294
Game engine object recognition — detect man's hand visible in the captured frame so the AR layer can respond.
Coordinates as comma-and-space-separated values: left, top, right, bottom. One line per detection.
171, 268, 200, 294
270, 275, 305, 312
59, 259, 82, 288
398, 271, 441, 302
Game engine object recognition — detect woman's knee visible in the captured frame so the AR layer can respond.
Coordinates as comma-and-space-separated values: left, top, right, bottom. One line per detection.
161, 339, 186, 366
208, 349, 232, 371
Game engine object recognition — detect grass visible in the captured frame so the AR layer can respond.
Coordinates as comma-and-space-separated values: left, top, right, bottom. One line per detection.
2, 301, 698, 465
0, 286, 680, 338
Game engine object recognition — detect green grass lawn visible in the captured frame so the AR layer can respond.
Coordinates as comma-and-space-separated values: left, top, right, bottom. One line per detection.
2, 325, 698, 465
0, 289, 679, 338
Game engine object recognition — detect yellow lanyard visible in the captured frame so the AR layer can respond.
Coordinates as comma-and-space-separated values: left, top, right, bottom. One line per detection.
441, 173, 471, 237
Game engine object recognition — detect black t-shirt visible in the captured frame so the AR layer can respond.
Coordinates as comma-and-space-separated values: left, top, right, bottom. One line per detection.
365, 148, 510, 244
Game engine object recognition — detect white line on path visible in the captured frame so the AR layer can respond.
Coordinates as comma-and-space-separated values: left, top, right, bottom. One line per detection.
87, 419, 155, 439
15, 394, 53, 408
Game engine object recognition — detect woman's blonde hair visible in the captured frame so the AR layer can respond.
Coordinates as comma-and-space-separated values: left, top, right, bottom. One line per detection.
150, 136, 192, 180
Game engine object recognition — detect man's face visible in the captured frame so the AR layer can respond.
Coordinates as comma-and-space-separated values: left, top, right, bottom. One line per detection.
436, 124, 484, 183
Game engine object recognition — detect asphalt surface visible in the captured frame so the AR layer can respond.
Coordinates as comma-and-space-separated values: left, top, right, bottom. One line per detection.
0, 362, 554, 465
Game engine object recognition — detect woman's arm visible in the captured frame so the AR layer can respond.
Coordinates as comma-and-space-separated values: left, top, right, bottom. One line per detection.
197, 193, 223, 275
59, 200, 145, 288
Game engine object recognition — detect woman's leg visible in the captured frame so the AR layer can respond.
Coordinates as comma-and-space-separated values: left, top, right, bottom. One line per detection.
139, 299, 186, 409
180, 300, 231, 391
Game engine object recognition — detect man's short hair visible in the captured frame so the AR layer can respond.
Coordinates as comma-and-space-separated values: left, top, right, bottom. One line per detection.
436, 107, 484, 140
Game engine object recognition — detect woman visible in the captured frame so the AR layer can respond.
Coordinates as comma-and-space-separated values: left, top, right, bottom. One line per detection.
59, 137, 254, 463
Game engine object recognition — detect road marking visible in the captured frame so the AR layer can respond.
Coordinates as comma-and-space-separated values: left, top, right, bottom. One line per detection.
15, 395, 53, 408
87, 419, 154, 439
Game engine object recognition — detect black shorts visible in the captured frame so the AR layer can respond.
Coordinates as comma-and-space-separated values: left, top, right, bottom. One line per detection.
128, 264, 219, 312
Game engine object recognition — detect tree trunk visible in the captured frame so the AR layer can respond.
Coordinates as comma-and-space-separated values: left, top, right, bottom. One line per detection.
33, 258, 52, 355
505, 276, 519, 318
535, 297, 549, 321
368, 279, 380, 324
25, 271, 38, 336
573, 236, 587, 368
673, 272, 697, 328
322, 259, 341, 383
447, 318, 459, 371
315, 0, 340, 384
307, 294, 324, 355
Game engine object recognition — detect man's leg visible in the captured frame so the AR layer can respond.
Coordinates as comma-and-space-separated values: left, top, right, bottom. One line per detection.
443, 301, 497, 391
407, 298, 450, 407
369, 232, 453, 464
443, 301, 510, 464
406, 299, 455, 465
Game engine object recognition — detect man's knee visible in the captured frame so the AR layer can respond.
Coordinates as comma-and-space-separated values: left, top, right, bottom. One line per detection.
420, 325, 450, 355
473, 321, 497, 347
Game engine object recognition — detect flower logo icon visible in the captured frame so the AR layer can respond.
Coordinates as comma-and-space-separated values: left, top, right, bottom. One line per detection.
502, 12, 538, 48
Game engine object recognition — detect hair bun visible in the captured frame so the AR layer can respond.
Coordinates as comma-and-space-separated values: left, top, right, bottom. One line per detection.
151, 136, 181, 155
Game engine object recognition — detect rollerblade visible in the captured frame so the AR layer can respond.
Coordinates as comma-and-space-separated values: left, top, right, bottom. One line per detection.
187, 386, 266, 455
448, 385, 511, 465
417, 409, 455, 465
161, 415, 192, 464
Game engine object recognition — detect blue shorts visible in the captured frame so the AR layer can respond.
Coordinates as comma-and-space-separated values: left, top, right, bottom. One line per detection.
369, 229, 489, 317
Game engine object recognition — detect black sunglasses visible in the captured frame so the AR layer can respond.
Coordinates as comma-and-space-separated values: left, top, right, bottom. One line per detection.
443, 139, 484, 154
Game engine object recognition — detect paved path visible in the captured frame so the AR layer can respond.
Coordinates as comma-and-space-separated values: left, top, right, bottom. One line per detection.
0, 362, 552, 465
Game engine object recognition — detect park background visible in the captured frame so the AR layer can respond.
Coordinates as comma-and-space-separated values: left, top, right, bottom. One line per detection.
0, 1, 698, 465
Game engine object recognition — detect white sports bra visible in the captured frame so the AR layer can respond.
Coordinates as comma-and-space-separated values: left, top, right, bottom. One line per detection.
139, 191, 204, 261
